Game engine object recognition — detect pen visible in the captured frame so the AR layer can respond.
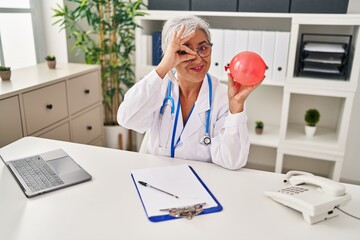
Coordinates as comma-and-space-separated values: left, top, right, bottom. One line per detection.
138, 181, 179, 199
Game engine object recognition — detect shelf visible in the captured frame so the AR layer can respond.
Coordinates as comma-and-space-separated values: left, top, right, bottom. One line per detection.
282, 154, 333, 178
246, 145, 276, 172
135, 11, 360, 181
287, 76, 355, 92
246, 84, 283, 147
248, 123, 279, 148
289, 23, 360, 92
285, 123, 338, 149
284, 92, 350, 153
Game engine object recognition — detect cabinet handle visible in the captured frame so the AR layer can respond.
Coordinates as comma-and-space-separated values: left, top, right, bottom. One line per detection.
215, 62, 219, 66
84, 89, 90, 94
87, 125, 92, 130
46, 104, 53, 110
277, 67, 282, 71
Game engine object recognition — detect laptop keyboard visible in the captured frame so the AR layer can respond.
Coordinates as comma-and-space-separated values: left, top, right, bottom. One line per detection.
10, 155, 64, 192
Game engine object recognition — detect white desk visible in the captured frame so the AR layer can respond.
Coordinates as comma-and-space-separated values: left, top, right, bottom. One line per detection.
0, 137, 359, 240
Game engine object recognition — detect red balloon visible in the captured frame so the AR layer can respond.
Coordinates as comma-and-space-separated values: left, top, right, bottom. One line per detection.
225, 51, 266, 86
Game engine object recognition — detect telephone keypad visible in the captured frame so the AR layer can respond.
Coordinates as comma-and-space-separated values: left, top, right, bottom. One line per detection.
278, 186, 309, 195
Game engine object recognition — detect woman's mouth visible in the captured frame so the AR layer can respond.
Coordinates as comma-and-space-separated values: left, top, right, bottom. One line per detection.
191, 65, 204, 72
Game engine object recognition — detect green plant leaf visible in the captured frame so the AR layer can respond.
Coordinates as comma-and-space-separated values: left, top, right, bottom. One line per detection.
52, 0, 147, 125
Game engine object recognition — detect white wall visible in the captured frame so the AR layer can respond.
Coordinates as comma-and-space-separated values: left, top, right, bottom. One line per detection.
343, 72, 360, 184
348, 0, 360, 13
341, 0, 360, 184
40, 0, 68, 63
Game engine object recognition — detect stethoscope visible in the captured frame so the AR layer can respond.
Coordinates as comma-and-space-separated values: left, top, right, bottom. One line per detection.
159, 73, 212, 158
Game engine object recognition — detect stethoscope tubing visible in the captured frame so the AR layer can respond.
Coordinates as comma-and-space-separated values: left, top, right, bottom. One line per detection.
159, 74, 212, 157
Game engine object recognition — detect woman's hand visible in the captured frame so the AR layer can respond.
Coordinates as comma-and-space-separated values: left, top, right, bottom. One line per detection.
155, 25, 197, 78
227, 73, 264, 114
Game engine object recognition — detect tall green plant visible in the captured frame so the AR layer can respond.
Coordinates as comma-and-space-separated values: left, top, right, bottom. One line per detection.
53, 0, 146, 125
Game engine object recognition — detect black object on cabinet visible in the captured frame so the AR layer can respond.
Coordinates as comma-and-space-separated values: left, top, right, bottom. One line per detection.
238, 0, 290, 13
296, 34, 352, 81
290, 0, 348, 14
191, 0, 237, 12
148, 0, 190, 10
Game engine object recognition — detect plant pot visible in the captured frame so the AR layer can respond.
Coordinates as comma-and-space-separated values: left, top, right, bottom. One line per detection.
0, 70, 11, 80
255, 127, 263, 135
104, 125, 129, 150
305, 125, 316, 137
47, 60, 56, 69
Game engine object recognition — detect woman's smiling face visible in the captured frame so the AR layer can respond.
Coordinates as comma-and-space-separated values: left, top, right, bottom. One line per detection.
175, 30, 211, 84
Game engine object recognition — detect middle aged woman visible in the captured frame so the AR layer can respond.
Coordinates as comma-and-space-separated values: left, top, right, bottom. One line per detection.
117, 15, 263, 170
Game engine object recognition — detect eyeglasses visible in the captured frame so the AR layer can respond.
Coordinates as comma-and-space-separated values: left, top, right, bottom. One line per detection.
178, 43, 213, 59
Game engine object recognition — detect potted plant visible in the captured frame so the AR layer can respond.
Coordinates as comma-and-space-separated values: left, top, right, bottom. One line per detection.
53, 0, 146, 150
255, 121, 264, 135
0, 66, 11, 81
45, 55, 56, 69
304, 108, 320, 137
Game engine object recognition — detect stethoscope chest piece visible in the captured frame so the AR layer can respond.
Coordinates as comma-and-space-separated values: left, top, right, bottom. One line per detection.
200, 134, 211, 145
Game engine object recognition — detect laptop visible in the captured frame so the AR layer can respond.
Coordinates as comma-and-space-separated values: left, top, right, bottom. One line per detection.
0, 149, 92, 198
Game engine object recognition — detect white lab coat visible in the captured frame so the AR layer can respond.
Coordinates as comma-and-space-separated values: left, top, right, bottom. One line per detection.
117, 69, 250, 170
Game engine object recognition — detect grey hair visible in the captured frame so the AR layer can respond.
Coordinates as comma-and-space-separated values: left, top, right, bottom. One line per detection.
161, 15, 211, 53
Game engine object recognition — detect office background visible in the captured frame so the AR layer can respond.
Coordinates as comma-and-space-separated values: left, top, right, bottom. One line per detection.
1, 0, 360, 184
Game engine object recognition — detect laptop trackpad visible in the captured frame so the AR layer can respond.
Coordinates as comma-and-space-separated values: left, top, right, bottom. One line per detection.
48, 157, 81, 175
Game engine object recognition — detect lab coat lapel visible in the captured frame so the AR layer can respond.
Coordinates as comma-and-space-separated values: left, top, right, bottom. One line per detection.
180, 77, 211, 142
172, 81, 184, 141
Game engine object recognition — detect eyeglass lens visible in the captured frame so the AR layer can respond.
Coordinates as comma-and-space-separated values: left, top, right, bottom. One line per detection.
178, 43, 212, 58
197, 43, 212, 58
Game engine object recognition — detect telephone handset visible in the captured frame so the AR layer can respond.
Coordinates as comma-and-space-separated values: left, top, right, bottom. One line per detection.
264, 171, 352, 224
283, 170, 314, 182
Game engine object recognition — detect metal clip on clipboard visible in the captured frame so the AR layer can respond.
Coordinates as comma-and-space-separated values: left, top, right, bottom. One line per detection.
160, 203, 206, 220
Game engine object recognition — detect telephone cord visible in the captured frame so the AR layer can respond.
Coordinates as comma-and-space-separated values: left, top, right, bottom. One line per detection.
335, 206, 360, 220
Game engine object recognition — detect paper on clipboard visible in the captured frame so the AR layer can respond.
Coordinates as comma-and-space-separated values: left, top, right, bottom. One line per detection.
131, 164, 222, 221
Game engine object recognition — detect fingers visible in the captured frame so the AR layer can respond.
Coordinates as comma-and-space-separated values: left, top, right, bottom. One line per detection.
173, 25, 196, 55
180, 29, 196, 44
164, 25, 200, 65
248, 75, 266, 91
227, 74, 235, 90
227, 73, 240, 98
227, 72, 234, 82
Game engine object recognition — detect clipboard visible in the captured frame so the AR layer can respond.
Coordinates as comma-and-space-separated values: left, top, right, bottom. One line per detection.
131, 164, 223, 222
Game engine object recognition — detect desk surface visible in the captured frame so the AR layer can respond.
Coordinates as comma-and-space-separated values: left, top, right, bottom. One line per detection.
0, 137, 359, 240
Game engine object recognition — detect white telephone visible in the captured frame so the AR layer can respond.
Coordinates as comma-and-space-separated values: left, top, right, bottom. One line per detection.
264, 171, 352, 224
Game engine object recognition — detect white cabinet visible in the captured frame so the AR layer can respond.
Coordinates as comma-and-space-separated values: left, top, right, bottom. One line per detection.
23, 81, 68, 134
0, 96, 23, 146
67, 70, 101, 114
0, 63, 104, 147
135, 11, 360, 181
37, 122, 71, 142
71, 106, 103, 144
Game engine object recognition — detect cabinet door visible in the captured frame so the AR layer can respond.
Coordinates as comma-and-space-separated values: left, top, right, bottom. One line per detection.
36, 122, 71, 142
23, 82, 68, 135
0, 96, 23, 147
67, 71, 101, 115
71, 106, 103, 144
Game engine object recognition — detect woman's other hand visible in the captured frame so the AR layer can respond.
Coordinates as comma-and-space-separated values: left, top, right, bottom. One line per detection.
227, 73, 264, 114
155, 25, 197, 78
